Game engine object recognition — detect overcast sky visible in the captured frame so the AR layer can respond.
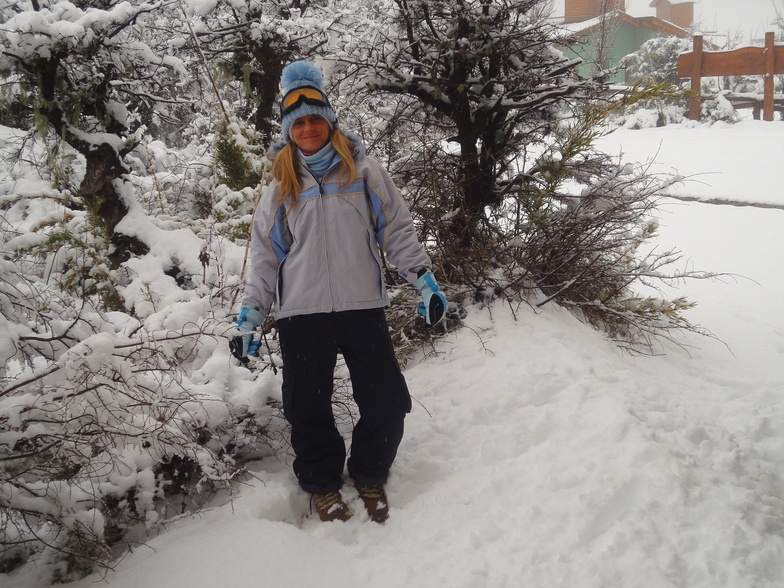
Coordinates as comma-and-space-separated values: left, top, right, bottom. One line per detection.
552, 0, 780, 40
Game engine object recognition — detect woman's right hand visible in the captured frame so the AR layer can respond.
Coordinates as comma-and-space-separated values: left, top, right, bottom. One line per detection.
230, 307, 265, 359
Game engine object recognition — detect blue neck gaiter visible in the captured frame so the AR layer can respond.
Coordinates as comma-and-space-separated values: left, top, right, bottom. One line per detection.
301, 142, 338, 180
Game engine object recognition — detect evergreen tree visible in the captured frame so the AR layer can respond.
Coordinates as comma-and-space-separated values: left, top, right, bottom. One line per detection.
620, 36, 690, 87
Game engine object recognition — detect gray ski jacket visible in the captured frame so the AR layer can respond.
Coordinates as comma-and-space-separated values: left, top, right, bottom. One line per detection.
241, 135, 432, 320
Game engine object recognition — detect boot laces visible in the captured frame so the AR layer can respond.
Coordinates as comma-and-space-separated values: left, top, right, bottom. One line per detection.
357, 484, 385, 500
314, 491, 343, 511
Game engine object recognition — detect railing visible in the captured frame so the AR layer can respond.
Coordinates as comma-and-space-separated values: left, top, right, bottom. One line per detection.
677, 32, 784, 121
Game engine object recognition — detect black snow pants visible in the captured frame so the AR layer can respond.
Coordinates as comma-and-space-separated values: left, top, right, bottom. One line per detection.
276, 308, 412, 494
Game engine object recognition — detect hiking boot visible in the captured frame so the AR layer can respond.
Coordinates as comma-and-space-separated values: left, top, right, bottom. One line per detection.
312, 491, 353, 522
354, 482, 389, 523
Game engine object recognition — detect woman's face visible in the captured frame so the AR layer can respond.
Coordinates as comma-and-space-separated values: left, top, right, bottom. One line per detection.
290, 114, 331, 153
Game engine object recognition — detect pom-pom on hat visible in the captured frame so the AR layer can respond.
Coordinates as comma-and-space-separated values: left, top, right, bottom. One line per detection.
279, 61, 338, 142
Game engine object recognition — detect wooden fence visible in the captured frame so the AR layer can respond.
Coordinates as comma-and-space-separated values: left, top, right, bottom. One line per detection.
677, 32, 784, 121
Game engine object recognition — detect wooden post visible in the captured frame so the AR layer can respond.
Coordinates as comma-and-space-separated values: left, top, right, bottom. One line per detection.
689, 34, 703, 120
764, 31, 775, 122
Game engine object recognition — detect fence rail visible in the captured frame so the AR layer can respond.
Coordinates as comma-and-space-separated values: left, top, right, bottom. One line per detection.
677, 32, 784, 121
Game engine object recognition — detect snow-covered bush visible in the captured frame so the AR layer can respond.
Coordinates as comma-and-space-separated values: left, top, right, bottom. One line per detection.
700, 91, 740, 124
621, 36, 690, 87
614, 37, 691, 126
0, 309, 241, 581
611, 105, 686, 129
0, 120, 278, 582
512, 96, 715, 349
214, 119, 265, 192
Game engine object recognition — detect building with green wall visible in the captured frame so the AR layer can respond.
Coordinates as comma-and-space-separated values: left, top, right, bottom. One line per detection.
557, 0, 694, 85
560, 11, 690, 84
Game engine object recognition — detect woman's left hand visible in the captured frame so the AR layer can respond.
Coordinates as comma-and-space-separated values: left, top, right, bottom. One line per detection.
415, 272, 447, 327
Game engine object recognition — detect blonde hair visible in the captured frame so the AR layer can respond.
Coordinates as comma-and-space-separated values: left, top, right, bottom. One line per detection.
271, 129, 357, 208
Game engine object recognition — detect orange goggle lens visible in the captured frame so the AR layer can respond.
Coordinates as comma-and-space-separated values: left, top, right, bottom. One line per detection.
281, 87, 328, 111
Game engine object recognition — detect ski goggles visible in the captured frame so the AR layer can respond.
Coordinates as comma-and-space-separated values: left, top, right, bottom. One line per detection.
280, 86, 331, 117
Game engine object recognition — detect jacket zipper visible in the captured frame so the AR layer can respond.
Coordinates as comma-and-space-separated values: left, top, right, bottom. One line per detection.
307, 159, 343, 312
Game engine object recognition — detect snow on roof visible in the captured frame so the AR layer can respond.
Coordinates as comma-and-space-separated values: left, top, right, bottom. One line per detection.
649, 0, 694, 6
556, 10, 690, 39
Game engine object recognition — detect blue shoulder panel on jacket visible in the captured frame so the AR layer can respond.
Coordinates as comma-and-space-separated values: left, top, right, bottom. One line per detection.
298, 183, 321, 204
269, 204, 290, 264
365, 183, 387, 245
322, 178, 365, 196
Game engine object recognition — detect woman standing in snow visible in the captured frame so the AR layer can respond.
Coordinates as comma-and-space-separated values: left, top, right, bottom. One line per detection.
231, 61, 447, 523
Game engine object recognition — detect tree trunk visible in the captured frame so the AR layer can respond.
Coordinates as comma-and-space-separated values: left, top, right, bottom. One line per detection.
37, 56, 148, 267
248, 54, 287, 146
79, 144, 149, 266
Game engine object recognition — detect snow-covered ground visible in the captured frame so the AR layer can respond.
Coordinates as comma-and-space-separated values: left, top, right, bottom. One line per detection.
12, 118, 784, 588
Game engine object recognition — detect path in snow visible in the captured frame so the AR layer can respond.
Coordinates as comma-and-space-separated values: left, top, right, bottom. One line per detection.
61, 198, 784, 588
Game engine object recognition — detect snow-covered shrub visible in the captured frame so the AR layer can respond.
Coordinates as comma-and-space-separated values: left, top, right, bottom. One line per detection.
700, 91, 740, 124
615, 37, 691, 126
0, 256, 273, 583
496, 99, 715, 350
621, 36, 690, 87
0, 300, 258, 581
0, 124, 277, 582
210, 117, 264, 243
214, 118, 264, 192
125, 126, 259, 260
358, 51, 707, 349
611, 104, 686, 129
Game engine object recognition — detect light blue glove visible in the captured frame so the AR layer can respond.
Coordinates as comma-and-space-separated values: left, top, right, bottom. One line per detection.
230, 307, 264, 360
414, 271, 447, 327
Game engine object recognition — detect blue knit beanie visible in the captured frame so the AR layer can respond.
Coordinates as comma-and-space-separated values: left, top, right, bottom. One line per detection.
279, 61, 338, 142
